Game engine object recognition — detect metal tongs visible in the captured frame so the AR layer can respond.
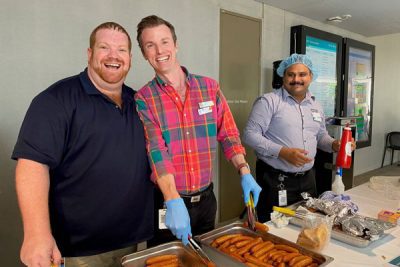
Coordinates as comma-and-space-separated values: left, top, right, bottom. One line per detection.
272, 206, 310, 220
246, 193, 258, 231
188, 235, 215, 266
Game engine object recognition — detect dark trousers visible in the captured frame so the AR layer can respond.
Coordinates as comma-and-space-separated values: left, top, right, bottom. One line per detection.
255, 160, 317, 223
147, 183, 217, 247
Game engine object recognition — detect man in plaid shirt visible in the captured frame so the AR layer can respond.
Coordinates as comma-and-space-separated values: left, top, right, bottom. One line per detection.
135, 15, 261, 246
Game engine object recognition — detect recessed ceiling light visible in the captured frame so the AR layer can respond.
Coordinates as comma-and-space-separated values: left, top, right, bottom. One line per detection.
327, 14, 352, 22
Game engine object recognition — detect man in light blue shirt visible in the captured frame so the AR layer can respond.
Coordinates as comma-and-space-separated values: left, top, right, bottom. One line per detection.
243, 54, 353, 222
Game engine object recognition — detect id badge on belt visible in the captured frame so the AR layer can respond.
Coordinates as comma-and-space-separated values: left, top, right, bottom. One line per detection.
278, 174, 287, 206
158, 208, 167, 230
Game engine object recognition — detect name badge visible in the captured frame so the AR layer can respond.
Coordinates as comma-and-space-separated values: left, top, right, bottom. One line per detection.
278, 190, 287, 206
158, 208, 167, 229
199, 100, 214, 109
198, 106, 212, 115
311, 111, 322, 122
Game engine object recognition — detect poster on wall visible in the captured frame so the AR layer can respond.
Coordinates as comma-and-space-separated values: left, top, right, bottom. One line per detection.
306, 36, 338, 118
290, 25, 342, 119
343, 38, 375, 148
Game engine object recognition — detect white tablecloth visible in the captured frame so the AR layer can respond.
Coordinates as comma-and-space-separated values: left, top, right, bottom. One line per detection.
266, 182, 400, 266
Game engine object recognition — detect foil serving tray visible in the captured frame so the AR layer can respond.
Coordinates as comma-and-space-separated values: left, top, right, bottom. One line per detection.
287, 201, 391, 248
121, 241, 208, 267
195, 221, 333, 266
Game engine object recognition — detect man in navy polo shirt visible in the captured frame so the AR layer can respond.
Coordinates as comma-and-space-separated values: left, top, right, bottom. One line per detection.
12, 22, 153, 267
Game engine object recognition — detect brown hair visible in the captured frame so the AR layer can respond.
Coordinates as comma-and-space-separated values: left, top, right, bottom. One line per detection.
90, 22, 132, 52
136, 15, 177, 53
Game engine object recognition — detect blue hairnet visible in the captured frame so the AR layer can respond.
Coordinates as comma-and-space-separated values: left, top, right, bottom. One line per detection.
276, 53, 318, 81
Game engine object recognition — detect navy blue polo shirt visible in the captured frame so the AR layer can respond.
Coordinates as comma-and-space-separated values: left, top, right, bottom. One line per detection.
12, 69, 154, 256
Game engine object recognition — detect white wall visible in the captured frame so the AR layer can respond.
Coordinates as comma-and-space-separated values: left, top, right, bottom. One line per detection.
362, 33, 400, 172
1, 0, 398, 265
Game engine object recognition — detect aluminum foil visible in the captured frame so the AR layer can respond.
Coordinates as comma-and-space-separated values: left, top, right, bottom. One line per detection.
302, 191, 357, 221
339, 214, 395, 240
300, 191, 395, 241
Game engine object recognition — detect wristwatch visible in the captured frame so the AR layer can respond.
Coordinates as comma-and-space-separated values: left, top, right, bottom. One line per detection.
236, 162, 250, 174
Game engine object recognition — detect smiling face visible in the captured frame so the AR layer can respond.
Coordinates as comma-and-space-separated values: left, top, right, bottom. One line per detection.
87, 28, 131, 90
282, 63, 313, 101
140, 24, 179, 76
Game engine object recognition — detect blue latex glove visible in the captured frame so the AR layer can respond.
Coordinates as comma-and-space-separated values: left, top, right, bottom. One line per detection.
241, 173, 262, 206
165, 198, 191, 245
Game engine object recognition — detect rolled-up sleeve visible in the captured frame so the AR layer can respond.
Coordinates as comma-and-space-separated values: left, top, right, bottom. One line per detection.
135, 93, 176, 183
316, 110, 335, 153
243, 96, 282, 159
215, 87, 245, 160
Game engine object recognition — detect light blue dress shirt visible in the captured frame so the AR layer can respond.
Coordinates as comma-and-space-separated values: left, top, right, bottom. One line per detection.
243, 88, 334, 173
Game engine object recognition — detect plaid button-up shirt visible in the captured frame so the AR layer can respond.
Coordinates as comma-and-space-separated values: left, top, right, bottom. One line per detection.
135, 67, 245, 194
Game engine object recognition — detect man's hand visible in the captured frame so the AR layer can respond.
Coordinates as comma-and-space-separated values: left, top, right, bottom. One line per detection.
279, 147, 313, 167
20, 233, 62, 267
240, 174, 262, 206
332, 138, 356, 152
165, 198, 191, 245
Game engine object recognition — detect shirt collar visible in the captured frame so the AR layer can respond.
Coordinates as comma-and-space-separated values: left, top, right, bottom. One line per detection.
154, 66, 191, 87
79, 68, 133, 103
281, 86, 315, 103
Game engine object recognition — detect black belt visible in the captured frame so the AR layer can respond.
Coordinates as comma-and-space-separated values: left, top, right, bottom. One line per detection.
180, 183, 213, 203
257, 160, 309, 177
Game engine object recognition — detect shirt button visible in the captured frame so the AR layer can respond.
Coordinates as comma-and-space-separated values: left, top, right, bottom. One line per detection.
192, 186, 195, 188
184, 113, 187, 117
115, 105, 118, 108
175, 97, 178, 100
191, 168, 194, 171
186, 132, 190, 135
188, 150, 192, 153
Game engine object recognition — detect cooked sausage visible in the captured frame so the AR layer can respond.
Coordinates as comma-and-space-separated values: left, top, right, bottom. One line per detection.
219, 239, 232, 249
251, 241, 272, 253
235, 239, 252, 248
227, 244, 238, 253
283, 252, 301, 262
267, 249, 285, 260
215, 234, 241, 245
229, 253, 246, 262
244, 253, 274, 267
145, 254, 178, 265
255, 222, 269, 232
146, 258, 179, 267
230, 235, 253, 245
253, 243, 275, 258
271, 251, 287, 261
289, 255, 310, 266
245, 262, 259, 267
147, 263, 178, 267
274, 244, 300, 254
236, 237, 263, 255
292, 257, 313, 267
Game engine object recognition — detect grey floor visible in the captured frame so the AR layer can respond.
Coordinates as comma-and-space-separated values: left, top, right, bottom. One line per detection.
353, 162, 400, 186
